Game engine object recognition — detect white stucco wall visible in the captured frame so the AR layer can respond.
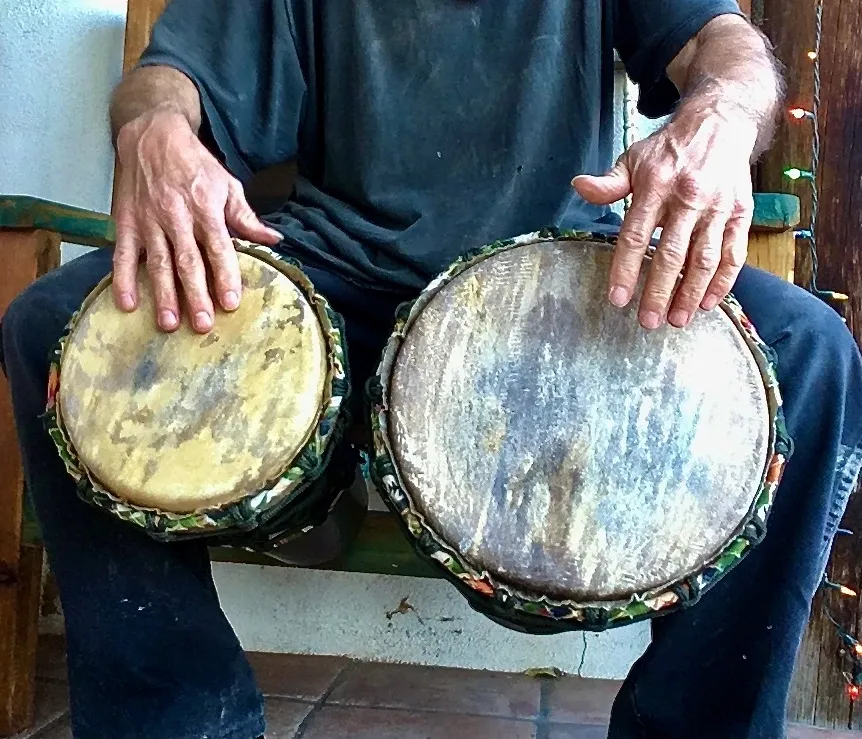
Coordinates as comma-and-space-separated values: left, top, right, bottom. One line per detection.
0, 0, 126, 262
1, 0, 659, 678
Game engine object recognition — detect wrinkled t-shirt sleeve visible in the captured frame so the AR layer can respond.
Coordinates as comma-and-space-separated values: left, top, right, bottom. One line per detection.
611, 0, 744, 118
137, 0, 305, 183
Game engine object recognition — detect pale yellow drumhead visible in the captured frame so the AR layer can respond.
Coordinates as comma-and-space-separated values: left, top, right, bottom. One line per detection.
58, 250, 327, 513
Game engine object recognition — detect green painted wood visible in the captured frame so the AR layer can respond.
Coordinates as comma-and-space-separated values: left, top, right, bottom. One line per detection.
0, 192, 796, 245
0, 196, 115, 248
23, 501, 437, 579
20, 498, 39, 547
211, 511, 440, 579
751, 193, 801, 233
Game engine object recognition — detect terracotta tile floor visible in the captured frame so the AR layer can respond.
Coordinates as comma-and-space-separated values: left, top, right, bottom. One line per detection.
11, 637, 859, 738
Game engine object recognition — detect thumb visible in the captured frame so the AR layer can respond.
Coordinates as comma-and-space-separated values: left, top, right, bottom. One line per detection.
225, 181, 283, 245
572, 158, 632, 206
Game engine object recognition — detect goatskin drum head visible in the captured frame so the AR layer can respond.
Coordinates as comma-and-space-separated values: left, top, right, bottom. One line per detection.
386, 239, 772, 601
57, 250, 327, 513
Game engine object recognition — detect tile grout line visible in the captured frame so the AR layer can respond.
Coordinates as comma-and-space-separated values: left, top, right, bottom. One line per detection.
291, 661, 357, 739
289, 686, 600, 728
307, 698, 554, 725
534, 679, 553, 739
28, 709, 70, 739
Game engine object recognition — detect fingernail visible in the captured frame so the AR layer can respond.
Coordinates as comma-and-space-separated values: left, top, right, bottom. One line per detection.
266, 227, 282, 241
641, 311, 661, 330
194, 311, 213, 332
118, 292, 135, 311
159, 310, 178, 329
668, 309, 689, 327
223, 291, 239, 310
701, 294, 720, 311
609, 286, 630, 307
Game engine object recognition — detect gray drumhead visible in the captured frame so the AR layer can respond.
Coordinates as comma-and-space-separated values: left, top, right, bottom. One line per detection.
388, 240, 771, 601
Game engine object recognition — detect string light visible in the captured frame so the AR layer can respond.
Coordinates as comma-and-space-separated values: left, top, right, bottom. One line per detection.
824, 584, 862, 713
824, 578, 858, 597
798, 11, 857, 715
785, 0, 847, 304
789, 107, 816, 120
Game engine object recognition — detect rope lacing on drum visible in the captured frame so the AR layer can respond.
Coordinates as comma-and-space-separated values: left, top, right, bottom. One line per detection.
671, 581, 696, 605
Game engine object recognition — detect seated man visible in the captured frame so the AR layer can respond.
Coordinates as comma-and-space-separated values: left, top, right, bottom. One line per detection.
3, 1, 861, 738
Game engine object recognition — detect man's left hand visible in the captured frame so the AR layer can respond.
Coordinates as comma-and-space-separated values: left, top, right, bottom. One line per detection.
573, 112, 756, 330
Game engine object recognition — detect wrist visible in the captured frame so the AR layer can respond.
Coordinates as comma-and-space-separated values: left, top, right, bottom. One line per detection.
115, 107, 194, 155
674, 76, 778, 161
673, 99, 759, 148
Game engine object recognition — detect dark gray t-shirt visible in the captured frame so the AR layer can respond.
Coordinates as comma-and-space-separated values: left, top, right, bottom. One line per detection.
140, 0, 741, 292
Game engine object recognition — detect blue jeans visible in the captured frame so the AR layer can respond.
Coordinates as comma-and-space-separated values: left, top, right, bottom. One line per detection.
2, 247, 861, 739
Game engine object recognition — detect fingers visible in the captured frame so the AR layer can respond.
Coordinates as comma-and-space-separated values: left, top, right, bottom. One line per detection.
639, 209, 699, 329
143, 226, 180, 332
665, 215, 725, 328
608, 190, 663, 310
199, 218, 242, 312
162, 212, 215, 334
112, 209, 141, 312
571, 156, 632, 206
701, 200, 752, 311
225, 179, 283, 245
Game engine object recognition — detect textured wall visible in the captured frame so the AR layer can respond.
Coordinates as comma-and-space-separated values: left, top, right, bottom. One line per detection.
0, 0, 126, 261
216, 563, 650, 679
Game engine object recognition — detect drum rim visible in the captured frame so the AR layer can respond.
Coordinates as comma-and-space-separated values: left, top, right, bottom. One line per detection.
368, 228, 792, 629
44, 240, 351, 538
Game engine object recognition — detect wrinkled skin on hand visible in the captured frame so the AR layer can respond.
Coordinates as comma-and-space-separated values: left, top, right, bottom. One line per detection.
112, 111, 282, 334
574, 111, 756, 330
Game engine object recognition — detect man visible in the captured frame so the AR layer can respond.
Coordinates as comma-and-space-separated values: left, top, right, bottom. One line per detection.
2, 1, 860, 738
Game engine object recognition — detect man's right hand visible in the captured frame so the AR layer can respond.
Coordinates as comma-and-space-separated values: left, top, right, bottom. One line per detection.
112, 110, 283, 334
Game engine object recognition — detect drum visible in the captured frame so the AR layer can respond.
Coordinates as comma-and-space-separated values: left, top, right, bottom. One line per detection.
368, 230, 792, 634
45, 240, 360, 553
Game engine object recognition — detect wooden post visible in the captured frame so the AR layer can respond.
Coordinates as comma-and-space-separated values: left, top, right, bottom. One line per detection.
758, 0, 862, 729
122, 0, 168, 74
746, 231, 795, 283
0, 230, 59, 736
747, 193, 800, 283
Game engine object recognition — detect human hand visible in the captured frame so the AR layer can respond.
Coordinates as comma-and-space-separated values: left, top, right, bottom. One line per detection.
572, 113, 755, 330
112, 110, 283, 334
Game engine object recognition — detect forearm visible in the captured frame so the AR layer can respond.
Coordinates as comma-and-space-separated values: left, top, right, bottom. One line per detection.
669, 15, 784, 161
109, 65, 203, 145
